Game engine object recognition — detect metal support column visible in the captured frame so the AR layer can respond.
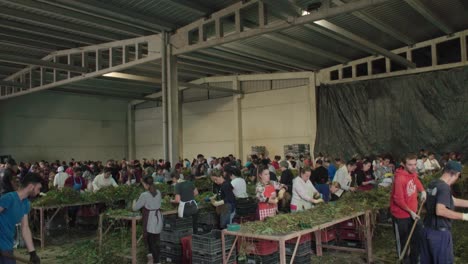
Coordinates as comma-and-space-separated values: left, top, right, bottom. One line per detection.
307, 73, 317, 161
161, 31, 169, 161
167, 43, 182, 165
232, 77, 243, 160
127, 104, 136, 160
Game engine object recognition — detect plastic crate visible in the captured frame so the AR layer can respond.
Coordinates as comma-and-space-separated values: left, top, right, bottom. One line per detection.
286, 233, 312, 244
192, 230, 234, 255
339, 219, 358, 230
286, 252, 311, 264
233, 214, 257, 224
161, 228, 193, 243
236, 198, 258, 216
246, 252, 279, 264
198, 211, 219, 226
285, 240, 311, 256
311, 228, 337, 243
239, 239, 279, 256
339, 240, 363, 248
161, 252, 183, 263
196, 223, 214, 234
163, 215, 193, 231
338, 229, 362, 241
161, 241, 182, 254
192, 251, 236, 264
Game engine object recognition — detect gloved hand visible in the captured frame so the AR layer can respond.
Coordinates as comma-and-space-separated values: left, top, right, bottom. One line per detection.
420, 191, 427, 202
212, 200, 224, 207
409, 210, 420, 221
39, 192, 47, 197
278, 189, 286, 200
463, 213, 468, 221
29, 251, 40, 264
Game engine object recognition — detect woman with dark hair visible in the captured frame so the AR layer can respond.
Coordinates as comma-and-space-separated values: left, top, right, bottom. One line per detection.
255, 165, 287, 220
133, 177, 163, 264
210, 172, 236, 229
171, 173, 199, 233
356, 160, 375, 191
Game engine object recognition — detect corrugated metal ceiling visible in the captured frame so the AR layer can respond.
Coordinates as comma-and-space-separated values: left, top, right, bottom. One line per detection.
0, 0, 467, 100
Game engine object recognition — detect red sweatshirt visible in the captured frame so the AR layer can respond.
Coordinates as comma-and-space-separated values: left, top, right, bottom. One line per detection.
390, 168, 424, 219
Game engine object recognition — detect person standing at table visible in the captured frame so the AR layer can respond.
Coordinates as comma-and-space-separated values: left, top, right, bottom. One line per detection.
133, 177, 163, 264
291, 167, 324, 212
171, 174, 199, 234
256, 165, 287, 220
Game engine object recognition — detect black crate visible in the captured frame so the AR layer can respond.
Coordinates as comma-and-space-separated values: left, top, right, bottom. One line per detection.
286, 252, 311, 264
163, 214, 193, 231
197, 223, 214, 234
236, 198, 258, 216
161, 252, 183, 263
161, 241, 182, 254
245, 252, 279, 264
161, 228, 192, 243
339, 240, 363, 249
198, 211, 218, 225
192, 251, 236, 264
192, 230, 234, 255
285, 240, 311, 256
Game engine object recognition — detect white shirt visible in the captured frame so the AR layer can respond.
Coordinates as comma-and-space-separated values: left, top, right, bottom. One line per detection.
334, 166, 351, 197
291, 177, 318, 211
231, 177, 248, 198
92, 173, 118, 192
424, 159, 440, 171
53, 172, 70, 189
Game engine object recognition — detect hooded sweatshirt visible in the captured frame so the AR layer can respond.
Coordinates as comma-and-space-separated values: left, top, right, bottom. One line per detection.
390, 168, 424, 219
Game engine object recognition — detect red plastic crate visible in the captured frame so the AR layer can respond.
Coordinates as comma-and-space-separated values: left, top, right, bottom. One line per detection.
339, 229, 362, 241
312, 228, 337, 243
286, 233, 312, 244
339, 219, 358, 230
238, 239, 279, 256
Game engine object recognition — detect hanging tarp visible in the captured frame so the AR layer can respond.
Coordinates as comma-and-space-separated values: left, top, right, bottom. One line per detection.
315, 66, 468, 161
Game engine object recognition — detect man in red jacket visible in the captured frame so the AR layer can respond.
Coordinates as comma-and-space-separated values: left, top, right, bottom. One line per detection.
390, 153, 426, 264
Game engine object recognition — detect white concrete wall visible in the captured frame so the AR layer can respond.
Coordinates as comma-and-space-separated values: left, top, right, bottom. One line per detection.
135, 84, 316, 160
0, 92, 128, 162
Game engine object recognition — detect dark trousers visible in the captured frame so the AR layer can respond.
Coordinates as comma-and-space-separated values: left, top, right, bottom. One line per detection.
420, 228, 453, 264
183, 202, 198, 234
0, 251, 16, 264
392, 216, 422, 264
147, 233, 160, 264
68, 206, 79, 227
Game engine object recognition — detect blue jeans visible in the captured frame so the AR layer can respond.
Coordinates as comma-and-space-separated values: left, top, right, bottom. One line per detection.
0, 250, 16, 264
220, 203, 234, 229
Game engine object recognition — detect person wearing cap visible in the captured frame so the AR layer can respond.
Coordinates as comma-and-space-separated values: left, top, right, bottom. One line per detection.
421, 161, 468, 263
0, 173, 42, 264
0, 159, 19, 196
53, 166, 69, 190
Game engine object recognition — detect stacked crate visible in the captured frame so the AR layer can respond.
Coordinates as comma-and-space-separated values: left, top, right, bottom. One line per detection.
283, 144, 310, 159
285, 233, 312, 264
242, 239, 279, 263
197, 210, 219, 234
192, 230, 236, 264
251, 146, 266, 156
311, 227, 338, 246
160, 215, 193, 263
337, 218, 364, 248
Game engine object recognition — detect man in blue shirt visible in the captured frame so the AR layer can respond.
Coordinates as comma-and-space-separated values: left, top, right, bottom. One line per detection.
0, 173, 42, 264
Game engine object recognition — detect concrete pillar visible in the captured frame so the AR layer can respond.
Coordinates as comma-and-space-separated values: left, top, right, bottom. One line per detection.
167, 46, 182, 166
161, 32, 169, 161
307, 73, 317, 161
233, 77, 243, 160
127, 104, 136, 160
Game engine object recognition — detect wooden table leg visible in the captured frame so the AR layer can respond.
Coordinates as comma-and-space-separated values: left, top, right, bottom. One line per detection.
365, 211, 373, 263
279, 238, 286, 264
290, 234, 302, 264
131, 218, 137, 264
40, 208, 44, 249
314, 230, 323, 256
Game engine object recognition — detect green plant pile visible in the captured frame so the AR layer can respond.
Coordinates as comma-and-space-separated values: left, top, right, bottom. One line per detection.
240, 187, 391, 235
154, 183, 173, 194
32, 185, 144, 207
194, 191, 215, 204
246, 183, 256, 197
194, 177, 212, 191
161, 195, 177, 211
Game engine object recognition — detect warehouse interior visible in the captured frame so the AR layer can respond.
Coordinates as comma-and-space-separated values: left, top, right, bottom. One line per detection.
0, 0, 468, 263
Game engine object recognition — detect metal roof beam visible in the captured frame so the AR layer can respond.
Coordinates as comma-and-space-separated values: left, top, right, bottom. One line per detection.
313, 20, 416, 68
0, 80, 28, 88
262, 33, 348, 64
177, 59, 239, 74
214, 46, 303, 71
0, 7, 124, 41
332, 0, 415, 45
102, 72, 161, 84
52, 87, 160, 101
179, 54, 267, 73
403, 0, 453, 35
197, 49, 290, 72
225, 43, 319, 71
0, 54, 88, 73
0, 0, 148, 37
0, 29, 78, 49
41, 0, 176, 31
167, 0, 211, 15
179, 82, 243, 94
171, 0, 392, 55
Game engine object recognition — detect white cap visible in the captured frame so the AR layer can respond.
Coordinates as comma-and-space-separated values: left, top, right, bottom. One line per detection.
57, 166, 64, 172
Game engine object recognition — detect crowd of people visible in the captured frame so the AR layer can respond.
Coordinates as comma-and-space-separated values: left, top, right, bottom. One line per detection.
0, 149, 465, 264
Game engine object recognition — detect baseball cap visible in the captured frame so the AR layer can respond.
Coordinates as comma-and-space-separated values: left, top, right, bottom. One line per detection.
446, 161, 462, 173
